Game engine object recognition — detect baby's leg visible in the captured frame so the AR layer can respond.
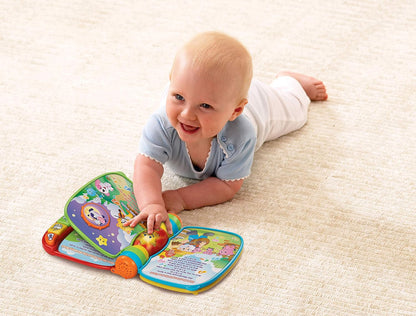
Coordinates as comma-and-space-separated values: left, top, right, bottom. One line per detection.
245, 77, 311, 150
277, 71, 328, 101
245, 72, 327, 150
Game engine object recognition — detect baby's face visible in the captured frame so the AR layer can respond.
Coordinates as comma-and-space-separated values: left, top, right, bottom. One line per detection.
166, 52, 244, 146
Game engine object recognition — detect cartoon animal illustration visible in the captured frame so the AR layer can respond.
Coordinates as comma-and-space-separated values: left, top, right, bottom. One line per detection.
95, 179, 113, 196
203, 248, 214, 255
219, 244, 237, 257
84, 206, 108, 226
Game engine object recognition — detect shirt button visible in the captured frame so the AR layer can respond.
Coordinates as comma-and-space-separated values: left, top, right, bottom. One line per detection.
221, 136, 227, 142
227, 144, 234, 151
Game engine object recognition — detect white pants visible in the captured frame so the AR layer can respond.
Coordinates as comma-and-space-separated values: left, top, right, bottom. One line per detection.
244, 76, 311, 151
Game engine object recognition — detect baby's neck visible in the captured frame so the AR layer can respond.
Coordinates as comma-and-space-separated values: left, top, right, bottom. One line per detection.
186, 138, 213, 171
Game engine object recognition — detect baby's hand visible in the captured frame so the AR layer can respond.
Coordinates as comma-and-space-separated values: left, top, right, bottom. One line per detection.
123, 203, 173, 235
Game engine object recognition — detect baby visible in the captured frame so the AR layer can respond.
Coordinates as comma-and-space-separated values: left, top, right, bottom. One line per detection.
125, 31, 327, 234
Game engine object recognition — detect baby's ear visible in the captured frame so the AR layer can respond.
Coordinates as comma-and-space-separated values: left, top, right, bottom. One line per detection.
229, 98, 248, 121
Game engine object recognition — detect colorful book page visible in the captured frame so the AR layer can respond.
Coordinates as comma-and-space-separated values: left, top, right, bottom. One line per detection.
58, 230, 116, 267
139, 227, 243, 293
65, 172, 145, 257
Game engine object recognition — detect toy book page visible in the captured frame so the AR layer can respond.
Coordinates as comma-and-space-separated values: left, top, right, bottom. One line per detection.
58, 230, 116, 267
140, 227, 243, 293
65, 172, 145, 258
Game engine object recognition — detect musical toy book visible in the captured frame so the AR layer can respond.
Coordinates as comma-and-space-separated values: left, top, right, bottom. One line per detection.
42, 172, 243, 294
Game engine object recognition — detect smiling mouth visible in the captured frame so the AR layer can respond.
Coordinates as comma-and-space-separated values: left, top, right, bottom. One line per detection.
180, 123, 199, 134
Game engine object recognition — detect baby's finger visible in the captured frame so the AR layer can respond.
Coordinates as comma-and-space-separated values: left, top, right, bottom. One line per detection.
123, 218, 134, 227
146, 214, 155, 234
124, 213, 145, 227
154, 214, 164, 232
165, 217, 173, 235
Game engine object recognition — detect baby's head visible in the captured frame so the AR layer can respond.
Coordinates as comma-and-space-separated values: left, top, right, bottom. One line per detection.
171, 31, 253, 104
167, 32, 253, 145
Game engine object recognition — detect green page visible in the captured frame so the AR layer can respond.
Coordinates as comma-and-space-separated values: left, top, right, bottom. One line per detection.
64, 172, 145, 258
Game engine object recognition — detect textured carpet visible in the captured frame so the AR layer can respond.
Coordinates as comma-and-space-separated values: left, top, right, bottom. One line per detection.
1, 0, 416, 315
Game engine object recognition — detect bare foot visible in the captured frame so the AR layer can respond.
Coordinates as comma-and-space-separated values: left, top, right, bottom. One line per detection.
277, 71, 328, 101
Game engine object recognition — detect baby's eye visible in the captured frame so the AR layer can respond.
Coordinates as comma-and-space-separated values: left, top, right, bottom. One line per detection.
175, 94, 184, 101
200, 103, 212, 110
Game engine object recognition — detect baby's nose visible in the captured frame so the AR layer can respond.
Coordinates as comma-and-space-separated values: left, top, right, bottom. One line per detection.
181, 106, 196, 120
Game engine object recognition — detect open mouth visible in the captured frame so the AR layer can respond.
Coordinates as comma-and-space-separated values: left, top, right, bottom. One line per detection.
180, 123, 199, 134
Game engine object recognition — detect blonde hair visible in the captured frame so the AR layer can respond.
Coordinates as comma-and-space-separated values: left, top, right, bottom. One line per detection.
172, 31, 253, 101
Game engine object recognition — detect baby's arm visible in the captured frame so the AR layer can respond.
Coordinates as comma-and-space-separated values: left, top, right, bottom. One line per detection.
162, 177, 244, 213
124, 155, 172, 234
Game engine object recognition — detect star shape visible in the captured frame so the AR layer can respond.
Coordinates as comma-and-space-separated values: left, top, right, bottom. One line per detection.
96, 235, 108, 246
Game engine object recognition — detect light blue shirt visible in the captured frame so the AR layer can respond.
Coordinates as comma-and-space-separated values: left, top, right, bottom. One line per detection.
139, 106, 256, 181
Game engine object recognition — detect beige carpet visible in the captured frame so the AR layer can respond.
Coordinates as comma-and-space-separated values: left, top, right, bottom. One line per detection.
1, 0, 416, 314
